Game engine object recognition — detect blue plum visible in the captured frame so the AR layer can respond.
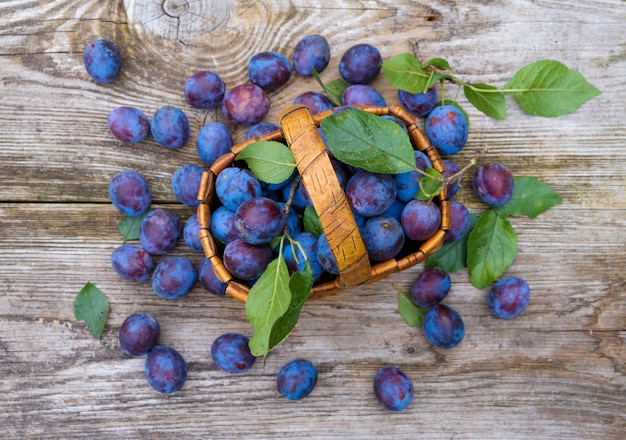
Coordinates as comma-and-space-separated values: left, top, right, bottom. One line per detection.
361, 215, 405, 261
215, 167, 262, 212
210, 206, 239, 245
235, 197, 285, 245
222, 84, 270, 127
183, 214, 203, 252
341, 84, 386, 106
442, 159, 461, 200
108, 170, 151, 217
139, 209, 182, 255
339, 43, 382, 84
83, 38, 122, 83
424, 105, 469, 156
118, 311, 160, 356
171, 164, 204, 208
107, 107, 150, 144
245, 122, 280, 140
151, 257, 197, 300
184, 70, 225, 109
150, 105, 190, 149
294, 91, 334, 115
472, 162, 514, 207
293, 34, 331, 76
248, 51, 292, 91
276, 359, 318, 400
373, 366, 414, 412
382, 198, 406, 222
394, 150, 432, 202
283, 232, 324, 281
400, 199, 441, 241
444, 200, 471, 243
211, 333, 256, 373
488, 276, 530, 319
346, 170, 397, 217
398, 86, 438, 117
197, 121, 233, 166
422, 304, 465, 349
223, 238, 273, 280
145, 345, 187, 394
316, 233, 338, 275
110, 244, 153, 282
198, 258, 227, 297
411, 268, 451, 307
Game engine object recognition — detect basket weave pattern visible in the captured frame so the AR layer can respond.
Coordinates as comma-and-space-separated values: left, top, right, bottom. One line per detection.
197, 104, 450, 302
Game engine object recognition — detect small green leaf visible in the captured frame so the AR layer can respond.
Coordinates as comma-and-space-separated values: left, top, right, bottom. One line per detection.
423, 57, 450, 71
246, 257, 292, 357
415, 168, 444, 201
397, 290, 428, 328
382, 53, 430, 94
303, 206, 323, 237
321, 109, 416, 174
74, 282, 109, 339
268, 262, 314, 350
311, 68, 348, 106
504, 59, 601, 117
467, 210, 517, 289
464, 84, 507, 120
235, 141, 296, 184
494, 176, 562, 219
118, 212, 148, 241
426, 214, 478, 272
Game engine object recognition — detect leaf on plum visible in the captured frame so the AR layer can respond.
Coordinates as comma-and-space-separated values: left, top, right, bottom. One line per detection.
303, 206, 323, 237
463, 84, 507, 120
246, 257, 292, 357
74, 282, 109, 339
397, 290, 428, 328
504, 59, 601, 117
311, 68, 348, 106
381, 53, 430, 94
494, 176, 562, 219
235, 141, 296, 184
321, 109, 416, 174
467, 210, 517, 289
426, 214, 478, 272
415, 168, 444, 201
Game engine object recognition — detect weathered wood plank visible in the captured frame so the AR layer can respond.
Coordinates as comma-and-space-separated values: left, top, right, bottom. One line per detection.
1, 0, 625, 438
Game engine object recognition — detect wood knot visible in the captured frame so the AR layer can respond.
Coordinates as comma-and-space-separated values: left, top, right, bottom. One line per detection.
162, 0, 189, 18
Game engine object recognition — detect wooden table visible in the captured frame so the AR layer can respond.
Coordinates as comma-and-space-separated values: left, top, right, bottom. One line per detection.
2, 1, 625, 438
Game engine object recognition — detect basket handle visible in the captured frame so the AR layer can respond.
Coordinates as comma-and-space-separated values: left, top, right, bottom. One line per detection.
279, 105, 371, 288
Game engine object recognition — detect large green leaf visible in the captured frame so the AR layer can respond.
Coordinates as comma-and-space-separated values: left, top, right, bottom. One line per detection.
74, 282, 109, 339
246, 257, 292, 356
467, 210, 517, 289
235, 141, 296, 184
504, 59, 601, 117
494, 176, 562, 219
381, 53, 430, 94
321, 109, 416, 174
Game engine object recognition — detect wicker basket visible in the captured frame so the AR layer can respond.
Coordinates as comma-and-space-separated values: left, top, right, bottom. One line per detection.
196, 104, 450, 302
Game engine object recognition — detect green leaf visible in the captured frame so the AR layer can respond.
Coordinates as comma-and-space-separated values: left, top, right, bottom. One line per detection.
311, 68, 348, 106
382, 53, 430, 94
426, 214, 479, 272
118, 212, 148, 241
494, 176, 562, 219
235, 141, 296, 184
467, 210, 517, 289
268, 262, 314, 350
321, 109, 416, 174
303, 205, 323, 237
246, 257, 292, 357
415, 168, 444, 201
423, 57, 450, 71
504, 59, 601, 117
397, 290, 428, 328
74, 282, 109, 339
463, 84, 507, 120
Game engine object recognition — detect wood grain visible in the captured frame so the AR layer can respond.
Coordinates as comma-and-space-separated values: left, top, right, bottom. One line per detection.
1, 0, 625, 438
